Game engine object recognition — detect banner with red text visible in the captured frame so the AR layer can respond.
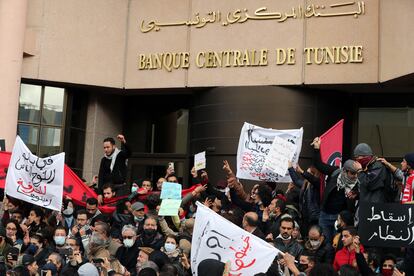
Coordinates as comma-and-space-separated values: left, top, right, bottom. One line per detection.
5, 136, 64, 211
320, 119, 344, 199
191, 202, 279, 275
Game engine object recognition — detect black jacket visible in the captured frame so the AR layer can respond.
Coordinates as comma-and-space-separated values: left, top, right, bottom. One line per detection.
304, 237, 334, 264
274, 238, 303, 259
116, 241, 140, 273
98, 143, 131, 194
358, 159, 395, 203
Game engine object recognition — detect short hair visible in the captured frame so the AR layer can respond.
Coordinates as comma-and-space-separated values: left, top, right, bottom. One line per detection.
141, 178, 153, 186
165, 234, 177, 243
257, 185, 272, 207
102, 183, 114, 192
49, 252, 63, 265
308, 225, 323, 236
244, 213, 258, 227
11, 209, 24, 217
95, 221, 110, 237
144, 216, 157, 225
76, 209, 88, 218
86, 198, 98, 206
280, 217, 295, 228
54, 225, 67, 235
382, 254, 397, 265
342, 226, 358, 236
103, 137, 115, 145
275, 198, 286, 213
30, 207, 44, 219
121, 225, 137, 235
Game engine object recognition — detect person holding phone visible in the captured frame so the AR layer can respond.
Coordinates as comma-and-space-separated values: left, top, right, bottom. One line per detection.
333, 227, 364, 271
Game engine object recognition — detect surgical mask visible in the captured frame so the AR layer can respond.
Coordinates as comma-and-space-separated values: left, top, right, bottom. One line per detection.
54, 236, 66, 246
297, 263, 308, 272
63, 207, 73, 216
123, 238, 134, 248
309, 240, 321, 248
134, 216, 145, 222
164, 242, 176, 252
131, 186, 138, 193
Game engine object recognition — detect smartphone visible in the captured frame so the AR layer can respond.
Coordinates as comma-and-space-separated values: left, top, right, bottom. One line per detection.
9, 247, 19, 261
92, 258, 104, 264
168, 162, 175, 172
40, 270, 49, 276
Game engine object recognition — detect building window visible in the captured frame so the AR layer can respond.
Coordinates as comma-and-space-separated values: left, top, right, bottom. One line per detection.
358, 108, 414, 159
18, 84, 65, 157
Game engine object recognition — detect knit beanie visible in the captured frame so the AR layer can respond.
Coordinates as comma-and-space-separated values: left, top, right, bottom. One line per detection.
404, 153, 414, 169
78, 263, 99, 276
353, 143, 373, 156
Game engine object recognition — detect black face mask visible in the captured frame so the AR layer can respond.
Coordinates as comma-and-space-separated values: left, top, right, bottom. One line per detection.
297, 263, 308, 272
144, 229, 157, 236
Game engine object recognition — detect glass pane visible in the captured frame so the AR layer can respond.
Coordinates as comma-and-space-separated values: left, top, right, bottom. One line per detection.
42, 86, 65, 125
358, 108, 409, 157
17, 124, 39, 155
39, 127, 61, 157
18, 84, 41, 123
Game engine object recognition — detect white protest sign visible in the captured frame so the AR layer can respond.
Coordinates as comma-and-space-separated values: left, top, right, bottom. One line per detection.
191, 202, 279, 276
194, 151, 206, 171
5, 136, 64, 211
262, 136, 297, 176
236, 122, 303, 182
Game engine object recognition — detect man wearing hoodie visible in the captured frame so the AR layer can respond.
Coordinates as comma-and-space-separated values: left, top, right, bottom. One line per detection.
353, 143, 396, 203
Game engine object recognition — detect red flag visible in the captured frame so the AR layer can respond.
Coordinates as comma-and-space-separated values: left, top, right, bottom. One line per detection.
0, 151, 198, 214
319, 119, 344, 200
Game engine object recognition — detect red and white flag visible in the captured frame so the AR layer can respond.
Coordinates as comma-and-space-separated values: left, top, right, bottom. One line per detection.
319, 120, 344, 199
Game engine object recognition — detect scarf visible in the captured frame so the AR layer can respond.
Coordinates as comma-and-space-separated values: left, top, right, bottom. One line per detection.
104, 147, 120, 172
401, 172, 414, 203
336, 171, 359, 193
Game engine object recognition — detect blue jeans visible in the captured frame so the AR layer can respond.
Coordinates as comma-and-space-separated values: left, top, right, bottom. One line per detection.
319, 211, 338, 243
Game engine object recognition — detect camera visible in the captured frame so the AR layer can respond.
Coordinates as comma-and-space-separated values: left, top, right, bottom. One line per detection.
58, 247, 73, 256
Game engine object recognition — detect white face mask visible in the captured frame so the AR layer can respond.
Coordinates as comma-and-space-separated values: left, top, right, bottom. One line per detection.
164, 242, 176, 252
334, 220, 340, 231
277, 234, 291, 241
123, 238, 134, 248
131, 186, 138, 193
309, 240, 321, 248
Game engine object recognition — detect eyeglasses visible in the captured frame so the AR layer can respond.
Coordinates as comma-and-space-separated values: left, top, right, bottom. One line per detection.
6, 227, 17, 231
123, 236, 134, 239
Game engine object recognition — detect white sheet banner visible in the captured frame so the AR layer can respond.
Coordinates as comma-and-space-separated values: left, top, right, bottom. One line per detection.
236, 122, 303, 182
191, 202, 279, 275
5, 136, 65, 211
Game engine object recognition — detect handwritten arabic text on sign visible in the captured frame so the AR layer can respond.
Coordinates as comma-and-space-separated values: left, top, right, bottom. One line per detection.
236, 122, 303, 182
191, 202, 279, 275
263, 136, 297, 176
359, 202, 414, 248
5, 136, 64, 211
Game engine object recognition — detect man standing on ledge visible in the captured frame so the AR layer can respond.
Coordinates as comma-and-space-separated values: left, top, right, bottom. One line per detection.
97, 134, 130, 205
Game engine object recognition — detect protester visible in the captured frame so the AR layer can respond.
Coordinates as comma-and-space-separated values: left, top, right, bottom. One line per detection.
1, 128, 413, 276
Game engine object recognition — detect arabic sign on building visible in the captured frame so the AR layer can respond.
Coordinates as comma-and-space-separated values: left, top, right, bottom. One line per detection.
359, 201, 414, 248
191, 202, 280, 275
125, 0, 378, 88
5, 136, 64, 211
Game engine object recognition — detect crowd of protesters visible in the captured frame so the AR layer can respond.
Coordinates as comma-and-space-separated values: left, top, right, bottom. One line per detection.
0, 133, 414, 276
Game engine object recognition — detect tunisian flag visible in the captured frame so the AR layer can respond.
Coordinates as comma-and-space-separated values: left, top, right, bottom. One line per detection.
0, 151, 197, 214
319, 119, 344, 200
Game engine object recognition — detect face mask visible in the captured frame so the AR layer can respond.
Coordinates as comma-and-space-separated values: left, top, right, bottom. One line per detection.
134, 216, 145, 222
123, 238, 134, 248
63, 207, 73, 217
144, 229, 156, 236
26, 244, 38, 255
297, 263, 309, 272
54, 236, 66, 246
309, 240, 321, 248
277, 234, 291, 241
131, 186, 138, 193
164, 242, 176, 252
382, 268, 393, 276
